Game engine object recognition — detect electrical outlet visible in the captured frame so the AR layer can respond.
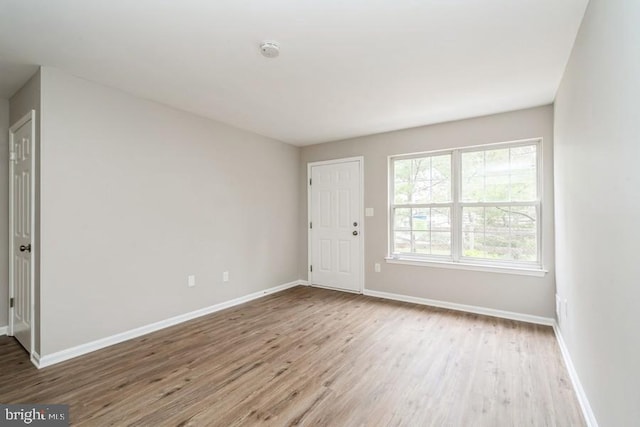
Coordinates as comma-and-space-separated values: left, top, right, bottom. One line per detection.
564, 298, 568, 318
223, 271, 229, 282
374, 263, 381, 273
556, 294, 561, 318
188, 275, 196, 288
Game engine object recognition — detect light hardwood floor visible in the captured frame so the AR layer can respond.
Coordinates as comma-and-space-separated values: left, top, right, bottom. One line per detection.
0, 286, 585, 426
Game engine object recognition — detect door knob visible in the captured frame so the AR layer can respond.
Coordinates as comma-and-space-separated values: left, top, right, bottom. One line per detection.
353, 231, 358, 236
19, 244, 31, 253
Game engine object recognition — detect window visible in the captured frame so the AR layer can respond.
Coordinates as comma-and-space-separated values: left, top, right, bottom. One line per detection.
389, 139, 542, 271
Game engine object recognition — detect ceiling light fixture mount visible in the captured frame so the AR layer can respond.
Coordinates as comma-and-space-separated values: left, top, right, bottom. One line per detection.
260, 41, 280, 58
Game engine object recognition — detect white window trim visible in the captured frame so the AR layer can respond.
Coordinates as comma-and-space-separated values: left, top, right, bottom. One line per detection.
388, 137, 545, 275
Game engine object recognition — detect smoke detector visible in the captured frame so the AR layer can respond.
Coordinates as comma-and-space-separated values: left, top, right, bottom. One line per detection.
260, 41, 280, 58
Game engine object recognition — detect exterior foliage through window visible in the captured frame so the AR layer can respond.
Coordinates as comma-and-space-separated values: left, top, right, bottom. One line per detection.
390, 139, 541, 268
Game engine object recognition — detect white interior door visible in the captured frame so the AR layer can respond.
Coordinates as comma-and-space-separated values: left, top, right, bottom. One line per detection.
309, 159, 362, 293
9, 111, 35, 354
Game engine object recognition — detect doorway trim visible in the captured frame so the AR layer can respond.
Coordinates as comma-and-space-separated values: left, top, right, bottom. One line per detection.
8, 109, 36, 364
307, 156, 365, 294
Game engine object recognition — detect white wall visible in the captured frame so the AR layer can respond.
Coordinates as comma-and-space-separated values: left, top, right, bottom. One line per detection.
38, 67, 300, 355
301, 105, 556, 318
0, 98, 8, 329
554, 0, 640, 425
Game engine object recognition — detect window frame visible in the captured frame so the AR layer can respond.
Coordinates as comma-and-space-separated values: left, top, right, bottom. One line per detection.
388, 138, 544, 274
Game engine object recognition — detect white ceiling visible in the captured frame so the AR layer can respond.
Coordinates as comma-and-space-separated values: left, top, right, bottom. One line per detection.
0, 0, 588, 145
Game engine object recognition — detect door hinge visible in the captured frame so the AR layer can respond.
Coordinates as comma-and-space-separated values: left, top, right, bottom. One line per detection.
309, 178, 312, 185
9, 297, 14, 308
310, 265, 313, 272
309, 221, 312, 229
9, 152, 16, 162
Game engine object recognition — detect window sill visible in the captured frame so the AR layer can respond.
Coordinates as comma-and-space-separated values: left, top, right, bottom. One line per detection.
384, 257, 547, 277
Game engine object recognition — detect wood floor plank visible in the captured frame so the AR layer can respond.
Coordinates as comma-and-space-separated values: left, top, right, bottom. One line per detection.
0, 286, 585, 426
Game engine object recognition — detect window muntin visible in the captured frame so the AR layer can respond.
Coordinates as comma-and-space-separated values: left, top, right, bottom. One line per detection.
461, 205, 537, 262
391, 153, 453, 257
461, 145, 537, 203
390, 140, 541, 269
393, 155, 452, 204
392, 207, 452, 256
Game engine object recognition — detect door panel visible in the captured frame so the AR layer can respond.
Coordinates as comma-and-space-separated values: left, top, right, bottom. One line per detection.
310, 160, 362, 292
320, 239, 332, 271
10, 116, 33, 353
337, 240, 351, 273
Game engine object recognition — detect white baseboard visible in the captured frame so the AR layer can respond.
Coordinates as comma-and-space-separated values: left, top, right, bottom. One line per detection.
37, 280, 304, 369
31, 351, 41, 368
362, 289, 555, 326
0, 326, 7, 336
552, 322, 599, 427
